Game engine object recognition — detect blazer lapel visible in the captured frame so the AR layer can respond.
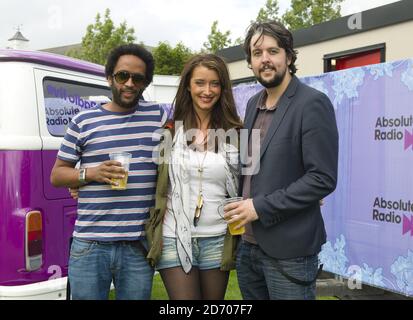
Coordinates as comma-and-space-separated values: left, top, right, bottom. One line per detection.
259, 76, 299, 160
240, 91, 262, 168
243, 91, 262, 131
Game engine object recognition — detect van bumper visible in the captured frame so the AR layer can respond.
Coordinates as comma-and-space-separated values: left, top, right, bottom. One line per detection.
0, 277, 67, 300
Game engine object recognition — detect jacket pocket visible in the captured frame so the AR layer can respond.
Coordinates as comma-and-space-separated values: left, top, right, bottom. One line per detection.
145, 207, 163, 267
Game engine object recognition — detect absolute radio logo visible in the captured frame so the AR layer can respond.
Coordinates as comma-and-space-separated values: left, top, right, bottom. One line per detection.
374, 115, 413, 150
405, 129, 413, 150
403, 215, 413, 236
373, 197, 413, 236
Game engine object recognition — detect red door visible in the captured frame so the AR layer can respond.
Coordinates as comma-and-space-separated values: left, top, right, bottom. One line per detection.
336, 49, 381, 70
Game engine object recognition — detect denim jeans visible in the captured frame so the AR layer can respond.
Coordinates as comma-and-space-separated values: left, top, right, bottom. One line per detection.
68, 238, 154, 300
236, 241, 319, 300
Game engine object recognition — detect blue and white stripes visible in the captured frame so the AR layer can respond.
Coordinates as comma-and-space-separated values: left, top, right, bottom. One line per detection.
58, 101, 167, 241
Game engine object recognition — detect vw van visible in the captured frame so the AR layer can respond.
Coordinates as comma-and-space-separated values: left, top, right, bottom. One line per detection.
0, 49, 114, 299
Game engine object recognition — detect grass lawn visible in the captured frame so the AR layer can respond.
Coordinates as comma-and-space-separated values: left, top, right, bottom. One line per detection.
109, 270, 241, 300
150, 270, 242, 300
109, 270, 338, 300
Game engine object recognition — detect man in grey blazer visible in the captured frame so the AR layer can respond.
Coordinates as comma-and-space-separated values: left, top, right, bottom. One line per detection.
223, 21, 339, 300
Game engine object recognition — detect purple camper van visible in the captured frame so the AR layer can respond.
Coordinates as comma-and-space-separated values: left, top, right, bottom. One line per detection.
0, 50, 111, 299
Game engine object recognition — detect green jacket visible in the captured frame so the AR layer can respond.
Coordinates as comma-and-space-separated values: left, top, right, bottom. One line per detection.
145, 129, 239, 271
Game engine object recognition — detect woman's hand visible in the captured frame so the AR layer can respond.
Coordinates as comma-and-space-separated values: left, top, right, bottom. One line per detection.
69, 187, 79, 199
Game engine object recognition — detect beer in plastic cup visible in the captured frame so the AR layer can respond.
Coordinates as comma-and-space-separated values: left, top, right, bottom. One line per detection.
109, 152, 132, 190
218, 197, 245, 235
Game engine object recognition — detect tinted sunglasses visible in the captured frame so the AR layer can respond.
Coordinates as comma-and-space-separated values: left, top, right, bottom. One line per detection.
112, 71, 146, 86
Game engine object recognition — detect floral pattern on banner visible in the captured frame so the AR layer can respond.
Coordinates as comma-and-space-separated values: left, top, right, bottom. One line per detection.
331, 68, 365, 106
369, 63, 394, 80
357, 264, 386, 288
232, 82, 263, 120
319, 235, 387, 288
401, 60, 413, 91
391, 250, 413, 295
319, 234, 348, 276
306, 79, 330, 96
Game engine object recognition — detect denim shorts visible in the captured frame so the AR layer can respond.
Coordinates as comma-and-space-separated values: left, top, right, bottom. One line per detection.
156, 235, 225, 271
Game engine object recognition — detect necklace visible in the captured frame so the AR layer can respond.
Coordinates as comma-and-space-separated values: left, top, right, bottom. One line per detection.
193, 149, 208, 227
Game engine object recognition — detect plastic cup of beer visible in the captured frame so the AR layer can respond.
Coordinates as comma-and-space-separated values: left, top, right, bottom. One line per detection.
109, 152, 132, 190
218, 197, 245, 235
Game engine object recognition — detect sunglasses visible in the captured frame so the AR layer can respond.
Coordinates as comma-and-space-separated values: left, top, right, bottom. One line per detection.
112, 71, 146, 86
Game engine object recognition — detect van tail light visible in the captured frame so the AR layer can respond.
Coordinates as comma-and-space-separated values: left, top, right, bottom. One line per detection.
25, 211, 43, 271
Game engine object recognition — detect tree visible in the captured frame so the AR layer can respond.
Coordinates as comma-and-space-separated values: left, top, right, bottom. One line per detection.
68, 9, 135, 65
203, 21, 232, 53
282, 0, 344, 30
255, 0, 280, 23
152, 41, 194, 76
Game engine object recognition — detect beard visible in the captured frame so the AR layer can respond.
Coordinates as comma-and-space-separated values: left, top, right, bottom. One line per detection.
256, 64, 288, 89
111, 85, 142, 110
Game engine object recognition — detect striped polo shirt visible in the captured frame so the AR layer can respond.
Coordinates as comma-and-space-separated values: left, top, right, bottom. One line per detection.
57, 101, 167, 241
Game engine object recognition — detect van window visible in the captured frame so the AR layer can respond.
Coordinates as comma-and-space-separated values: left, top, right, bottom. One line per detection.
43, 78, 111, 137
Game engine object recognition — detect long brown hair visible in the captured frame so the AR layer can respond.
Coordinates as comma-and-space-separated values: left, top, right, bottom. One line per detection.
172, 54, 242, 136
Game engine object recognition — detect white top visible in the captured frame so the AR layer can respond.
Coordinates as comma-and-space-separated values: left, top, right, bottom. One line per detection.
163, 148, 228, 237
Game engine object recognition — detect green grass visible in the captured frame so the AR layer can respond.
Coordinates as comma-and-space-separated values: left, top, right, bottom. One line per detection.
109, 270, 338, 300
109, 270, 242, 300
150, 272, 168, 300
317, 296, 339, 300
151, 270, 244, 299
225, 270, 243, 300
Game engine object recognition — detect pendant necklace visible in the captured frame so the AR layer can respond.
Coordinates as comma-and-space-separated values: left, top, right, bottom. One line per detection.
193, 136, 208, 227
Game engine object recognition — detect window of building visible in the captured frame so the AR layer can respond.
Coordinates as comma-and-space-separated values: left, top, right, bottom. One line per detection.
324, 43, 386, 72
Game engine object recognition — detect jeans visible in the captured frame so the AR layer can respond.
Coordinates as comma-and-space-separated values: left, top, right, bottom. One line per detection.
68, 238, 154, 300
236, 241, 319, 300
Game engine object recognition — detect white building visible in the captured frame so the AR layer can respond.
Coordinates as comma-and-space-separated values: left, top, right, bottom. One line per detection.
218, 0, 413, 83
7, 29, 29, 50
143, 75, 180, 104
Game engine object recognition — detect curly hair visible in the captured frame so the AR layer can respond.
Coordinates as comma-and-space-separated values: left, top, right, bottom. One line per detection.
105, 44, 155, 86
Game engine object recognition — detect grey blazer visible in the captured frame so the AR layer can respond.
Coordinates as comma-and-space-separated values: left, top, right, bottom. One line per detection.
240, 76, 339, 259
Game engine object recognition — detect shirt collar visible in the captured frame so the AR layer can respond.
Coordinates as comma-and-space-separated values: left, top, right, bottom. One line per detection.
256, 90, 277, 111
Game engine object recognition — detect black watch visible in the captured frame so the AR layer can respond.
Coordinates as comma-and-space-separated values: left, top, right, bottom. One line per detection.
79, 168, 87, 185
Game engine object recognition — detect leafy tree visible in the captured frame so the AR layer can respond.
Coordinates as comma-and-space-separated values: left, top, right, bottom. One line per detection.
282, 0, 344, 30
233, 37, 244, 46
153, 41, 194, 75
255, 0, 280, 23
68, 9, 135, 65
203, 21, 232, 53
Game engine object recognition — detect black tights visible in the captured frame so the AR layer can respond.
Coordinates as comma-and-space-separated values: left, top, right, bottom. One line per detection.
159, 267, 229, 300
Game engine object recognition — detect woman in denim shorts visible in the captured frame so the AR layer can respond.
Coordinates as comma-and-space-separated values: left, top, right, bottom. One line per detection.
155, 54, 242, 299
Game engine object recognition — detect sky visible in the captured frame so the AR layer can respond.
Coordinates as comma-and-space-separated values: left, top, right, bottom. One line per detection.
0, 0, 401, 51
